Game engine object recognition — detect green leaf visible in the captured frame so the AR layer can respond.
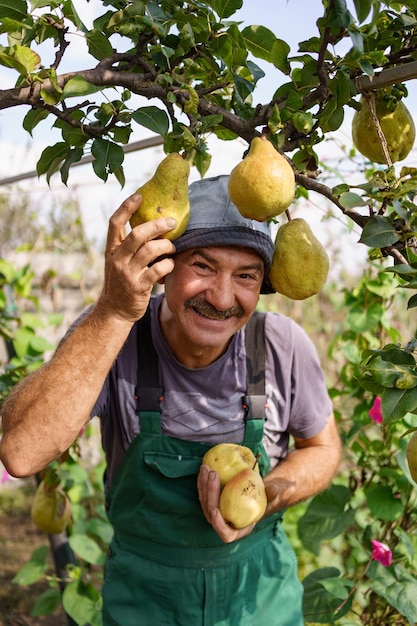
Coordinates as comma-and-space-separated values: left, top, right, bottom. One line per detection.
12, 546, 49, 586
62, 579, 101, 625
199, 114, 223, 134
212, 0, 242, 19
91, 139, 124, 182
359, 216, 399, 248
320, 105, 344, 132
271, 39, 291, 74
353, 0, 373, 23
23, 108, 50, 136
360, 356, 415, 389
408, 294, 417, 309
69, 534, 105, 566
365, 484, 403, 521
193, 149, 211, 178
62, 0, 88, 33
0, 0, 27, 21
40, 87, 60, 106
14, 45, 41, 73
36, 142, 69, 178
370, 563, 417, 626
302, 567, 353, 623
85, 29, 114, 61
213, 24, 247, 68
298, 485, 355, 555
31, 588, 61, 617
384, 264, 417, 277
378, 345, 416, 367
0, 45, 40, 75
85, 517, 114, 546
339, 192, 367, 209
60, 147, 84, 185
131, 106, 169, 137
242, 24, 277, 62
381, 387, 417, 423
29, 335, 54, 355
346, 302, 384, 333
63, 76, 102, 98
322, 0, 354, 28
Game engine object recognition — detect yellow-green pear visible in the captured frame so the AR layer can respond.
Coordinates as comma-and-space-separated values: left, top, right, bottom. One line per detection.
352, 96, 415, 164
406, 431, 417, 483
228, 137, 295, 221
31, 480, 71, 534
219, 468, 267, 529
130, 152, 191, 241
269, 218, 329, 300
202, 443, 259, 489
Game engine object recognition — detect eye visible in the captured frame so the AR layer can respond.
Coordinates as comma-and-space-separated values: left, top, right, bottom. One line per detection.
192, 261, 213, 273
237, 272, 259, 282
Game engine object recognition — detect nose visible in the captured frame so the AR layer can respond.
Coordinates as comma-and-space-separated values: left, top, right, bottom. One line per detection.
205, 272, 236, 311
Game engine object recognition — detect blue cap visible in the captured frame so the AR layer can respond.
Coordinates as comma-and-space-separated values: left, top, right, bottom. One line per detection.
175, 175, 275, 294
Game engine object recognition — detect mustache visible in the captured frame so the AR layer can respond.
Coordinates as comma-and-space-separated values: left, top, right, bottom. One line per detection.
185, 296, 243, 320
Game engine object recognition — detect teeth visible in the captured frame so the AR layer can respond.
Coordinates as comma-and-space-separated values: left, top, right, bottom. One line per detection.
193, 307, 223, 320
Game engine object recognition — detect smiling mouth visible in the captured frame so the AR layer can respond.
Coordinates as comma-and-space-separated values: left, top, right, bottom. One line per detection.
192, 306, 230, 321
186, 297, 243, 321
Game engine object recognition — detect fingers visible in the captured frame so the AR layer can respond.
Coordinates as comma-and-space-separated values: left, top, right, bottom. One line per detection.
105, 193, 177, 256
198, 464, 221, 522
197, 464, 256, 544
123, 219, 176, 269
105, 193, 141, 255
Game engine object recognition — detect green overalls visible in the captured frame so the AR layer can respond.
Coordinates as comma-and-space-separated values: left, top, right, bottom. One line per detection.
102, 313, 304, 626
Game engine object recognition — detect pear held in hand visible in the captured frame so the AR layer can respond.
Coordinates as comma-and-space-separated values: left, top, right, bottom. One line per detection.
269, 218, 329, 300
228, 136, 295, 221
219, 468, 267, 529
202, 443, 259, 489
130, 152, 191, 241
31, 479, 71, 534
406, 431, 417, 483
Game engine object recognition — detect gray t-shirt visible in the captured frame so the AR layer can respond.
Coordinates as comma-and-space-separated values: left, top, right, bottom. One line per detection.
92, 294, 332, 487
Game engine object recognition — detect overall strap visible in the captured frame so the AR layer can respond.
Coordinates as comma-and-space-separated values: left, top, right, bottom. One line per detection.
242, 311, 267, 420
135, 306, 163, 416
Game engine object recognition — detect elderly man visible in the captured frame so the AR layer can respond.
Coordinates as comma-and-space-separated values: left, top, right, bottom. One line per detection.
0, 175, 341, 625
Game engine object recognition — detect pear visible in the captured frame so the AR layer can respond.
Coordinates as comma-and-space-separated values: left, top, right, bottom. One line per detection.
228, 137, 295, 221
219, 468, 267, 529
352, 96, 415, 164
406, 431, 417, 483
269, 218, 329, 300
129, 152, 191, 241
202, 443, 259, 489
31, 480, 71, 534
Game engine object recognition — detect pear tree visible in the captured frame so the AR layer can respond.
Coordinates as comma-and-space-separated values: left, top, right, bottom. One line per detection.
2, 1, 417, 623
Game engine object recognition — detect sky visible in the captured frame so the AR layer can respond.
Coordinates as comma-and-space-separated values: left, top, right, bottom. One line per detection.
1, 0, 415, 275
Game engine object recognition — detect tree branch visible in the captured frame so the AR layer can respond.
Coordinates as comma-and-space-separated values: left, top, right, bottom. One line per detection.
296, 172, 370, 228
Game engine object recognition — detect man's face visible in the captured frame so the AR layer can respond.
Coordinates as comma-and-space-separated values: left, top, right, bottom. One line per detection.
160, 245, 264, 366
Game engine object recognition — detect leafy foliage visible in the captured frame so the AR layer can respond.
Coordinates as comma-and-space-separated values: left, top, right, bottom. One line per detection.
297, 266, 417, 625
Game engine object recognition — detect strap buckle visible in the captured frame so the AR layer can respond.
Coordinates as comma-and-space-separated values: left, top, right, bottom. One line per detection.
242, 394, 268, 420
135, 386, 164, 412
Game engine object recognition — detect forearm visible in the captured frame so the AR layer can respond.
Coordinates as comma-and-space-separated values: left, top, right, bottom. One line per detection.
263, 419, 342, 516
0, 303, 133, 477
0, 194, 178, 478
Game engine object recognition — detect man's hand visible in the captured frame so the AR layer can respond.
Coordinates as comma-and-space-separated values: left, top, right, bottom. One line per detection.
97, 193, 177, 323
197, 464, 256, 543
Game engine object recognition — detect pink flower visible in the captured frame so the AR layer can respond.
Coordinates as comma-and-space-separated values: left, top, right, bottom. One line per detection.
369, 397, 383, 424
371, 540, 392, 566
1, 468, 10, 484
